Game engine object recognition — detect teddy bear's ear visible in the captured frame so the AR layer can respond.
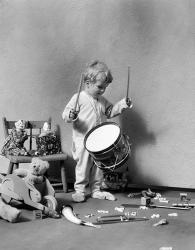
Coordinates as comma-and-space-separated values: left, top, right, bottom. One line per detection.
31, 157, 39, 164
30, 158, 38, 169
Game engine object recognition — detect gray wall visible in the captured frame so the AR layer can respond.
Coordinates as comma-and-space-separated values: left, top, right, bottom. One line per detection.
1, 0, 195, 188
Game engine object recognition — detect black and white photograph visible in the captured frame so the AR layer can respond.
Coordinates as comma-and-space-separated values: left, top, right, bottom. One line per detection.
0, 0, 195, 249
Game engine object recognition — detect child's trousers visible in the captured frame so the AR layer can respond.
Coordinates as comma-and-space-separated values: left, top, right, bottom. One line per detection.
73, 145, 103, 194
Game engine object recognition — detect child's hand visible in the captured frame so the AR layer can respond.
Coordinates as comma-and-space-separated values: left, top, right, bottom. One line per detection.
69, 109, 79, 120
119, 98, 133, 109
126, 98, 133, 108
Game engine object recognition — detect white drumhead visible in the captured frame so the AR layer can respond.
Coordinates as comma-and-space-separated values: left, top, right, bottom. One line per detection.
85, 124, 120, 152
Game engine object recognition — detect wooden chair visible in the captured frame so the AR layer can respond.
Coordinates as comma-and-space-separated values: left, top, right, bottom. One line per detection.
2, 117, 68, 192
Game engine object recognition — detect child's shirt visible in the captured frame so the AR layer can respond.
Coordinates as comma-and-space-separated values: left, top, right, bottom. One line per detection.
62, 90, 127, 144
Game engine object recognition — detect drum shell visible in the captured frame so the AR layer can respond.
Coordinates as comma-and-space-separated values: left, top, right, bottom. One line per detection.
88, 133, 125, 161
84, 122, 131, 171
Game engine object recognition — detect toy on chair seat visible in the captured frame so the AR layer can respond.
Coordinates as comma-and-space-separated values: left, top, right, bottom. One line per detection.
0, 158, 60, 219
35, 122, 62, 156
1, 120, 28, 156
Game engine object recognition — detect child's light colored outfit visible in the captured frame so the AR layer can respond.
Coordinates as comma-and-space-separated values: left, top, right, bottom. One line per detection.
62, 91, 128, 201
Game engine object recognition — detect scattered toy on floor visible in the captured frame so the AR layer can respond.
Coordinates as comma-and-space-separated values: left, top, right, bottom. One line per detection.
168, 213, 178, 217
154, 193, 162, 199
149, 204, 191, 210
141, 197, 151, 206
151, 214, 160, 219
159, 197, 169, 203
84, 214, 94, 218
127, 192, 142, 198
172, 203, 195, 208
97, 210, 109, 214
61, 205, 100, 228
180, 193, 188, 202
128, 188, 156, 199
139, 206, 148, 210
96, 213, 149, 224
33, 209, 43, 220
115, 206, 125, 213
159, 246, 173, 250
142, 188, 156, 198
153, 218, 168, 227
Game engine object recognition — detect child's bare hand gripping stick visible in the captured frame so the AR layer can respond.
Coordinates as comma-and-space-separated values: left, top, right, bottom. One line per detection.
69, 73, 83, 121
69, 109, 79, 121
126, 97, 133, 108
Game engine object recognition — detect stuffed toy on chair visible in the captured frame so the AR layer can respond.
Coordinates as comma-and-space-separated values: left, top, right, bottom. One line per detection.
1, 119, 28, 156
14, 158, 49, 203
35, 122, 62, 156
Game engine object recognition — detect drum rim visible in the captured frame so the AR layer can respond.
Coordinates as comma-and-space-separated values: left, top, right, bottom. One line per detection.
84, 122, 121, 154
94, 141, 131, 171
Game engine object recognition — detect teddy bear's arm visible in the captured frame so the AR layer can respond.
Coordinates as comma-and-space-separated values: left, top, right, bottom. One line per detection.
14, 169, 28, 177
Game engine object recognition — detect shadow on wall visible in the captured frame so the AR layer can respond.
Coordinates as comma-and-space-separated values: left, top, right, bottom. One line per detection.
119, 109, 159, 186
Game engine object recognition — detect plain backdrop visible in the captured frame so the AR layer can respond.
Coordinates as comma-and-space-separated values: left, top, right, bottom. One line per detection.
1, 0, 195, 188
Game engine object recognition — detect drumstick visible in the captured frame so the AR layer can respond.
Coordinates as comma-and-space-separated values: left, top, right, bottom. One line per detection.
126, 66, 130, 101
74, 73, 83, 112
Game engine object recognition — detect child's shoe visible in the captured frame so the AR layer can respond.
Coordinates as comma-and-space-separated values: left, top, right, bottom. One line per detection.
91, 191, 116, 201
72, 192, 86, 202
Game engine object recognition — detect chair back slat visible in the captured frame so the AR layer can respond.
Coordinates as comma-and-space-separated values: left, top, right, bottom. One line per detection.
2, 117, 9, 137
29, 128, 32, 151
2, 118, 16, 135
6, 122, 16, 129
27, 121, 50, 129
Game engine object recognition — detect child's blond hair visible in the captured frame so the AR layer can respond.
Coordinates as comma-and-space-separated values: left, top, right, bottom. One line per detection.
83, 60, 113, 84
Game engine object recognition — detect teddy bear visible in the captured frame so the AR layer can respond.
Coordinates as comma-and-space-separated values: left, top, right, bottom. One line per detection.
1, 119, 28, 156
14, 157, 49, 203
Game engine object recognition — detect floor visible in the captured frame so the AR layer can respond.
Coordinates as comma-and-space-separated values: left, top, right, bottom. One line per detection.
1, 187, 195, 250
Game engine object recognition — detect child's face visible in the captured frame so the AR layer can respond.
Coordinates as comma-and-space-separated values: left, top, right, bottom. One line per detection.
86, 73, 109, 98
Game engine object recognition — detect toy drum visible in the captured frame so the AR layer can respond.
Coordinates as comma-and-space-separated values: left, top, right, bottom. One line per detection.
84, 122, 131, 172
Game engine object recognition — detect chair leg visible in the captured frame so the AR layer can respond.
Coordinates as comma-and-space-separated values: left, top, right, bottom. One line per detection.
60, 161, 68, 193
7, 162, 14, 174
13, 163, 19, 173
7, 162, 19, 174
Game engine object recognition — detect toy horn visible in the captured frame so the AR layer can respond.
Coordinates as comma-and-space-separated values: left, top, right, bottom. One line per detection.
61, 205, 100, 228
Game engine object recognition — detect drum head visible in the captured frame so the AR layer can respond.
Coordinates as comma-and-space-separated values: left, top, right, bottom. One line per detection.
85, 123, 120, 153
